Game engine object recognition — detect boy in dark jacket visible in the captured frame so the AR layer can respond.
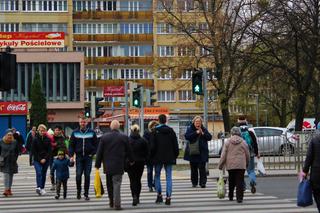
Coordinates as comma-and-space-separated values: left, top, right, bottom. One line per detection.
52, 150, 71, 199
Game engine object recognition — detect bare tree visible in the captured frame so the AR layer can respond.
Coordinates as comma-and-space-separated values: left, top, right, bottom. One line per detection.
156, 0, 265, 131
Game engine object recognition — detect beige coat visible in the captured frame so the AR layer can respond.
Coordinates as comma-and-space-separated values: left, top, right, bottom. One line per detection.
218, 135, 250, 170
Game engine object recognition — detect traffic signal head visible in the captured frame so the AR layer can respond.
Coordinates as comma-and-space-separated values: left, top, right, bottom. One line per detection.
84, 106, 91, 118
95, 97, 104, 118
146, 89, 157, 106
132, 89, 141, 108
0, 52, 16, 91
192, 71, 203, 95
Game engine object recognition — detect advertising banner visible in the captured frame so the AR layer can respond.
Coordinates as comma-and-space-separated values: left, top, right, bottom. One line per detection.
0, 102, 28, 115
0, 32, 65, 48
104, 86, 125, 97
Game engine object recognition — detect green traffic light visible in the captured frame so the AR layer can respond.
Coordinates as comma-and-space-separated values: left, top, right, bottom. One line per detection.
194, 85, 200, 93
134, 99, 139, 106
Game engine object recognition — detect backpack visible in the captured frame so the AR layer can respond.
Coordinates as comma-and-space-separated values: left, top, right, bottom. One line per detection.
240, 127, 255, 157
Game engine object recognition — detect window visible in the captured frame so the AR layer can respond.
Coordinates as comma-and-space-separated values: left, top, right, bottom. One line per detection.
199, 0, 209, 11
200, 47, 212, 56
158, 46, 174, 57
158, 69, 172, 79
157, 0, 173, 11
22, 0, 68, 12
177, 0, 194, 11
157, 23, 173, 34
0, 23, 19, 32
199, 23, 208, 31
85, 69, 98, 80
120, 23, 153, 34
177, 46, 195, 56
180, 70, 192, 79
158, 91, 175, 102
0, 0, 19, 11
21, 23, 67, 33
119, 69, 149, 79
179, 90, 196, 102
73, 0, 116, 11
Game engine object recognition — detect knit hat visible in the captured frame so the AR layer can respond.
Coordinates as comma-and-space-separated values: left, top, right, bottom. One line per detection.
57, 150, 65, 156
5, 129, 14, 135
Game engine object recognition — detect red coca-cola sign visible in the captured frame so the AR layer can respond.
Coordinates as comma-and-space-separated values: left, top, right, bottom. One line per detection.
0, 102, 28, 115
104, 86, 125, 97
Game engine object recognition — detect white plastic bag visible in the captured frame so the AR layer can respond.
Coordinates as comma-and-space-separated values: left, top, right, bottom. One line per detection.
217, 170, 226, 199
257, 158, 266, 175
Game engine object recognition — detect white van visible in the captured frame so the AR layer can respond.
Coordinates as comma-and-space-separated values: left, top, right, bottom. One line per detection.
286, 118, 316, 131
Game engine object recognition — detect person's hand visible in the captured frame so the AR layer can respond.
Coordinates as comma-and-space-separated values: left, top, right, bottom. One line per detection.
301, 172, 307, 178
70, 157, 74, 162
40, 159, 46, 164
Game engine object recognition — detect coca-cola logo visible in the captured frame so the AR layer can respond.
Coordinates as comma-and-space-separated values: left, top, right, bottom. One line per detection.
107, 86, 124, 92
7, 104, 26, 111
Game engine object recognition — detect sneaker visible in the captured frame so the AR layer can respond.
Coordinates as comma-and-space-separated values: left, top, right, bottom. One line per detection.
155, 194, 163, 204
165, 197, 171, 205
84, 196, 90, 201
250, 182, 256, 194
40, 189, 46, 196
55, 195, 60, 199
3, 189, 9, 197
7, 189, 12, 196
36, 187, 41, 195
200, 185, 206, 188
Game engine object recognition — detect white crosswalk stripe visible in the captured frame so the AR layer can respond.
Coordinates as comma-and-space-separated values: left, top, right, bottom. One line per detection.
0, 161, 318, 213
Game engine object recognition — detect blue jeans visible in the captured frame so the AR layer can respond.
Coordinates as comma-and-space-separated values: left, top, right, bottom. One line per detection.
154, 164, 172, 197
75, 155, 92, 196
245, 156, 256, 188
147, 163, 154, 188
34, 160, 49, 189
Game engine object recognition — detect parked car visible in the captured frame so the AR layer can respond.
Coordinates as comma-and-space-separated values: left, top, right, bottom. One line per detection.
253, 127, 296, 155
208, 138, 224, 158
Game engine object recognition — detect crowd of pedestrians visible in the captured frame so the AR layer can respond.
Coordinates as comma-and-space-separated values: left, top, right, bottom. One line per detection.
1, 114, 319, 213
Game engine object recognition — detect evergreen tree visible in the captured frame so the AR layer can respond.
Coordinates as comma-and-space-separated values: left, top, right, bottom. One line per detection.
30, 72, 47, 127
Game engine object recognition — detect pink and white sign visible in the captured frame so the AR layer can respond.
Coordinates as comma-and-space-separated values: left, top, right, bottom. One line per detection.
104, 86, 125, 97
0, 102, 28, 115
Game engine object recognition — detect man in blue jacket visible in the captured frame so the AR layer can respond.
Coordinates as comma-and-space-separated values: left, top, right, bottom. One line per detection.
69, 117, 97, 200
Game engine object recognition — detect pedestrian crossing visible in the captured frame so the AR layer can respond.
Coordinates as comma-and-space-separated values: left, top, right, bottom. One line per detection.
0, 159, 318, 213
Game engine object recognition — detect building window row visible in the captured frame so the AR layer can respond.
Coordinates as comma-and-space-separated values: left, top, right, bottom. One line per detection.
21, 23, 68, 33
0, 23, 19, 32
158, 68, 172, 79
4, 63, 80, 102
157, 45, 212, 57
157, 22, 209, 34
157, 90, 196, 102
178, 90, 196, 102
73, 23, 153, 34
22, 0, 68, 12
0, 0, 19, 11
156, 0, 210, 12
85, 68, 152, 80
73, 0, 152, 11
75, 45, 153, 57
157, 90, 175, 102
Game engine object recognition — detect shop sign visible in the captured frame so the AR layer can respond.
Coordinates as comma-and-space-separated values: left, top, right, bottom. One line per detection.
124, 107, 169, 115
104, 86, 125, 97
0, 102, 28, 115
0, 32, 65, 48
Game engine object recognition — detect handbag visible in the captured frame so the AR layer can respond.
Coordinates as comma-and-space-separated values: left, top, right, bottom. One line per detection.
94, 169, 105, 198
188, 136, 200, 156
257, 158, 266, 175
297, 178, 313, 207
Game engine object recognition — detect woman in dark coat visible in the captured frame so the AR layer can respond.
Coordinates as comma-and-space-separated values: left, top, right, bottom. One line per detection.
184, 116, 212, 188
32, 124, 52, 196
0, 129, 20, 197
127, 124, 148, 206
303, 134, 320, 212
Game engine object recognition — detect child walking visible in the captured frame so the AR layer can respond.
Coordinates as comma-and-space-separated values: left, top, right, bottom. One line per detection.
52, 150, 72, 199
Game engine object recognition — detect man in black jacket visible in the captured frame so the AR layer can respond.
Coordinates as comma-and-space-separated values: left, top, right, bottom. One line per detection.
303, 135, 320, 212
150, 114, 179, 205
95, 120, 133, 210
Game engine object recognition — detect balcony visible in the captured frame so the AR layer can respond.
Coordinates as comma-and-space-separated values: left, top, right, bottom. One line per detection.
74, 34, 153, 42
84, 56, 153, 65
85, 79, 154, 88
73, 11, 152, 20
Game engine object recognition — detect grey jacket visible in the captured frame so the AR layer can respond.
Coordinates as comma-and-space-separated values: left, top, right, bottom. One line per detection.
0, 139, 20, 174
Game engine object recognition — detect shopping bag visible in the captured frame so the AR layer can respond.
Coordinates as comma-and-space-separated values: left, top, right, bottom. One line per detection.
297, 178, 313, 207
94, 169, 105, 198
257, 158, 266, 176
217, 171, 226, 199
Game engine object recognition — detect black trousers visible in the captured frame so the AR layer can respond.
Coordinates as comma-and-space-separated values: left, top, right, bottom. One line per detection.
56, 179, 67, 198
127, 162, 145, 198
311, 168, 320, 212
190, 162, 207, 186
228, 169, 245, 201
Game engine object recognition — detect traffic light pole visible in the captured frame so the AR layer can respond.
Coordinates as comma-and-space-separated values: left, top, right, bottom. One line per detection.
125, 80, 129, 135
140, 86, 144, 135
90, 94, 94, 129
203, 68, 208, 129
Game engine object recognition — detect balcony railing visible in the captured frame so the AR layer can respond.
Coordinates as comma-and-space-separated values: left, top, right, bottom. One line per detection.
73, 11, 153, 20
84, 56, 153, 65
74, 34, 153, 42
85, 79, 154, 88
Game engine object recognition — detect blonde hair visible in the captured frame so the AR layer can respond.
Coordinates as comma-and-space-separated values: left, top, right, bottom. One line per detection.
130, 124, 140, 133
192, 116, 203, 124
148, 120, 159, 131
110, 120, 120, 130
37, 124, 47, 131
